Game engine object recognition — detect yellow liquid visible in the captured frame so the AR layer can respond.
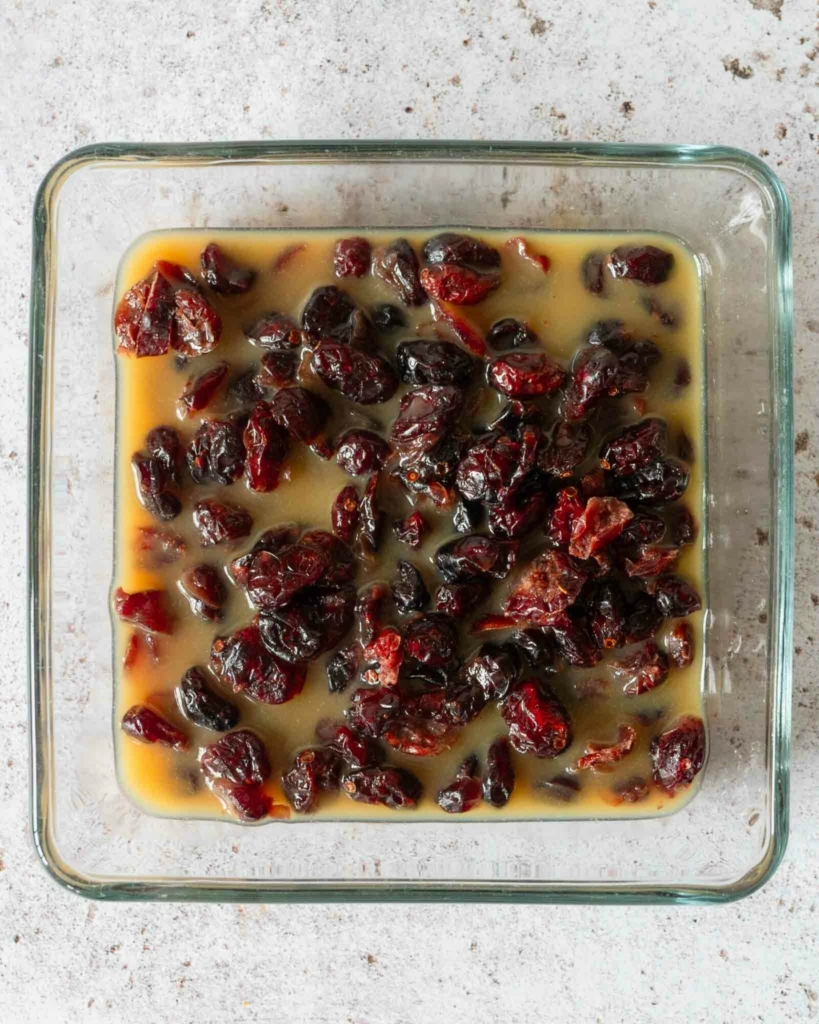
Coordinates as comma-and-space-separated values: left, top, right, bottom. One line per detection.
114, 229, 705, 822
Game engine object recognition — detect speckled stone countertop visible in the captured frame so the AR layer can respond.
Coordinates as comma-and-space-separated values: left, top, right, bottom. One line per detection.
2, 1, 818, 1020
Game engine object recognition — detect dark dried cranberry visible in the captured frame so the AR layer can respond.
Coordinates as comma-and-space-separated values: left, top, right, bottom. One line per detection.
170, 287, 223, 358
613, 641, 669, 696
179, 362, 228, 416
420, 263, 500, 305
121, 705, 188, 749
324, 724, 380, 769
488, 489, 547, 539
258, 351, 298, 387
200, 729, 270, 785
545, 486, 585, 550
131, 453, 182, 521
539, 420, 591, 477
609, 245, 673, 285
312, 342, 398, 404
335, 429, 392, 476
651, 716, 705, 793
453, 499, 483, 533
611, 776, 650, 804
587, 319, 630, 348
588, 581, 626, 649
226, 525, 300, 585
618, 509, 666, 546
210, 625, 306, 704
390, 386, 464, 454
342, 766, 422, 808
187, 419, 245, 485
179, 564, 226, 621
456, 433, 521, 504
334, 236, 371, 278
201, 243, 256, 295
463, 643, 521, 700
668, 504, 697, 546
486, 317, 538, 352
600, 419, 667, 476
650, 575, 702, 617
258, 590, 354, 663
176, 667, 239, 732
242, 402, 289, 492
356, 582, 389, 644
563, 346, 630, 421
268, 386, 330, 443
136, 526, 186, 568
293, 532, 354, 588
581, 253, 606, 295
577, 724, 637, 770
581, 468, 608, 498
357, 473, 382, 554
114, 587, 173, 634
332, 484, 360, 545
435, 535, 517, 582
326, 644, 361, 693
395, 339, 476, 386
435, 580, 489, 617
438, 757, 483, 813
396, 432, 467, 505
246, 311, 303, 349
392, 560, 430, 614
511, 628, 556, 669
146, 426, 182, 481
666, 621, 694, 668
301, 286, 375, 348
504, 551, 589, 622
345, 686, 402, 737
371, 303, 406, 330
488, 352, 566, 398
624, 593, 664, 643
568, 496, 634, 559
228, 366, 267, 404
372, 239, 426, 305
245, 543, 329, 609
551, 614, 602, 667
282, 748, 341, 813
623, 545, 680, 578
211, 780, 272, 821
193, 499, 252, 546
404, 613, 459, 668
422, 232, 501, 270
393, 511, 426, 549
501, 680, 572, 758
483, 737, 515, 807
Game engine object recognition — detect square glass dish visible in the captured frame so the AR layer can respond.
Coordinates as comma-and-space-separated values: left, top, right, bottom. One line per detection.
28, 142, 793, 903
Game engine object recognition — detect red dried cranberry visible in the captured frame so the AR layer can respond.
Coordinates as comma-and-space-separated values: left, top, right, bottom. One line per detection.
618, 509, 666, 546
246, 311, 303, 349
362, 627, 404, 687
371, 303, 406, 330
228, 366, 267, 404
395, 339, 476, 387
586, 319, 631, 349
456, 432, 521, 504
357, 473, 382, 554
282, 748, 341, 813
486, 318, 538, 352
588, 581, 626, 649
356, 582, 389, 644
121, 705, 188, 749
501, 680, 572, 758
211, 780, 272, 821
545, 486, 585, 550
624, 592, 664, 643
511, 628, 556, 669
268, 386, 330, 444
651, 715, 705, 793
539, 420, 591, 477
135, 526, 186, 567
384, 714, 459, 757
345, 686, 402, 737
335, 429, 392, 476
600, 419, 668, 476
146, 426, 182, 483
435, 535, 517, 583
483, 737, 515, 807
668, 504, 697, 546
170, 287, 223, 358
576, 724, 636, 771
331, 485, 360, 545
581, 253, 606, 295
488, 352, 566, 398
488, 488, 547, 539
666, 621, 694, 667
372, 239, 426, 306
242, 402, 288, 492
326, 643, 361, 693
429, 299, 487, 357
193, 499, 252, 546
324, 724, 380, 769
624, 545, 680, 578
179, 564, 226, 621
613, 641, 670, 696
342, 766, 422, 808
334, 236, 371, 278
131, 453, 182, 521
258, 589, 354, 663
201, 729, 270, 785
435, 580, 489, 617
114, 587, 173, 634
422, 233, 501, 270
563, 346, 628, 421
226, 525, 299, 585
581, 468, 608, 498
463, 643, 521, 701
258, 351, 298, 387
503, 551, 589, 623
392, 560, 430, 614
404, 613, 459, 668
393, 511, 426, 549
301, 286, 376, 348
569, 496, 634, 559
507, 236, 550, 273
176, 667, 239, 732
551, 615, 603, 667
200, 243, 256, 295
210, 625, 306, 704
650, 575, 702, 617
179, 362, 228, 416
438, 756, 483, 813
608, 245, 673, 285
187, 418, 245, 485
299, 530, 357, 589
312, 342, 398, 405
244, 543, 329, 609
420, 263, 499, 305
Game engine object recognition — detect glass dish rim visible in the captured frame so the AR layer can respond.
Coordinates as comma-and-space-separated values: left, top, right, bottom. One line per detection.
28, 140, 794, 904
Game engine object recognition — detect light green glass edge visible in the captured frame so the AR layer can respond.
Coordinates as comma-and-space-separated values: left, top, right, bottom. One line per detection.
27, 141, 794, 904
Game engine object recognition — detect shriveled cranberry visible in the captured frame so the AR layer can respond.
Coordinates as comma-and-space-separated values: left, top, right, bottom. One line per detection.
241, 402, 288, 492
624, 592, 664, 643
201, 243, 256, 295
581, 468, 608, 498
187, 419, 245, 485
384, 715, 459, 756
484, 317, 537, 352
618, 509, 666, 546
176, 666, 239, 732
651, 715, 705, 793
483, 737, 515, 807
356, 473, 382, 554
613, 641, 670, 696
404, 613, 459, 668
228, 366, 267, 404
588, 581, 626, 649
569, 497, 633, 559
551, 615, 602, 667
563, 346, 634, 421
326, 643, 361, 693
301, 286, 376, 348
245, 543, 329, 609
331, 485, 360, 545
650, 575, 702, 617
345, 686, 402, 737
391, 386, 465, 455
201, 729, 270, 785
114, 587, 173, 634
463, 643, 521, 701
334, 236, 371, 278
211, 780, 272, 821
429, 299, 487, 357
246, 311, 303, 350
393, 511, 426, 549
435, 580, 489, 617
545, 486, 585, 550
581, 253, 606, 295
396, 339, 476, 387
586, 319, 631, 349
371, 238, 426, 305
420, 263, 499, 305
577, 724, 636, 771
362, 627, 404, 687
511, 628, 556, 669
504, 551, 589, 623
268, 386, 330, 444
501, 680, 572, 758
438, 756, 482, 813
226, 525, 300, 585
435, 535, 517, 583
342, 766, 422, 808
146, 426, 182, 483
179, 362, 228, 416
601, 418, 667, 476
324, 724, 380, 769
371, 303, 406, 330
179, 564, 226, 621
422, 232, 501, 270
300, 529, 357, 589
608, 245, 673, 285
170, 287, 223, 358
668, 504, 697, 546
131, 453, 182, 520
539, 420, 590, 478
456, 432, 520, 504
282, 748, 341, 813
392, 560, 430, 614
312, 342, 398, 405
258, 588, 354, 663
666, 621, 694, 667
356, 582, 389, 645
210, 625, 306, 704
396, 432, 467, 506
193, 499, 252, 546
538, 775, 582, 802
624, 545, 680, 578
135, 527, 186, 568
335, 429, 392, 477
488, 352, 566, 399
258, 350, 298, 387
121, 705, 187, 750
488, 488, 547, 539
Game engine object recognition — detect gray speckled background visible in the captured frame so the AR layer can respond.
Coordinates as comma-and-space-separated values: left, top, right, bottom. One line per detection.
2, 1, 817, 1020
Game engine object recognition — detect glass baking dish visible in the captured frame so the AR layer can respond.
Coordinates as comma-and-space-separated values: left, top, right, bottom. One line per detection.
28, 141, 793, 903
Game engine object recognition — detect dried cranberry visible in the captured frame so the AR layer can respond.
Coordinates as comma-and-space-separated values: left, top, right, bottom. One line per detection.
357, 473, 382, 554
668, 504, 697, 546
334, 236, 371, 278
422, 232, 501, 270
463, 643, 520, 701
193, 499, 252, 546
453, 499, 483, 534
226, 525, 300, 585
146, 426, 182, 483
624, 592, 664, 643
436, 535, 517, 583
176, 667, 239, 732
608, 245, 673, 285
577, 724, 636, 771
501, 680, 572, 758
301, 286, 376, 348
392, 560, 430, 614
312, 342, 398, 404
404, 613, 459, 668
545, 486, 586, 550
588, 581, 626, 649
324, 724, 380, 769
356, 582, 389, 644
618, 509, 666, 546
335, 429, 392, 476
483, 737, 515, 807
391, 386, 465, 455
268, 386, 330, 444
131, 453, 182, 521
456, 432, 520, 504
362, 628, 404, 687
503, 551, 589, 623
136, 526, 186, 568
438, 757, 483, 813
298, 529, 356, 589
551, 615, 602, 667
384, 715, 459, 756
258, 350, 298, 387
651, 715, 705, 793
488, 352, 566, 398
613, 641, 670, 696
371, 239, 426, 305
114, 587, 173, 634
179, 362, 228, 416
610, 776, 650, 804
581, 468, 608, 498
241, 402, 288, 492
244, 543, 329, 609
179, 564, 226, 621
420, 263, 499, 305
342, 766, 422, 808
201, 243, 256, 295
282, 748, 341, 813
650, 575, 702, 617
371, 303, 406, 330
170, 287, 223, 358
435, 580, 489, 617
331, 485, 360, 545
211, 780, 272, 821
395, 339, 476, 387
486, 318, 538, 352
345, 686, 402, 737
511, 628, 556, 668
600, 419, 667, 476
488, 488, 547, 539
624, 545, 680, 578
121, 705, 188, 749
258, 589, 354, 663
563, 346, 629, 421
187, 419, 245, 485
539, 420, 590, 477
393, 511, 426, 549
586, 319, 631, 349
210, 625, 306, 704
396, 432, 467, 505
228, 366, 267, 404
538, 775, 582, 802
429, 299, 487, 357
666, 621, 694, 668
326, 644, 361, 693
569, 496, 633, 559
246, 311, 303, 350
581, 253, 606, 295
201, 729, 270, 785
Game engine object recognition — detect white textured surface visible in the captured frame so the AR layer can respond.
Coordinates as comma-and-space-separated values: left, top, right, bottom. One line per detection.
2, 1, 818, 1021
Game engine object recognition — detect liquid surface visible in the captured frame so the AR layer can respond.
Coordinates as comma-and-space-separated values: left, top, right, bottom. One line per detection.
114, 228, 705, 823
